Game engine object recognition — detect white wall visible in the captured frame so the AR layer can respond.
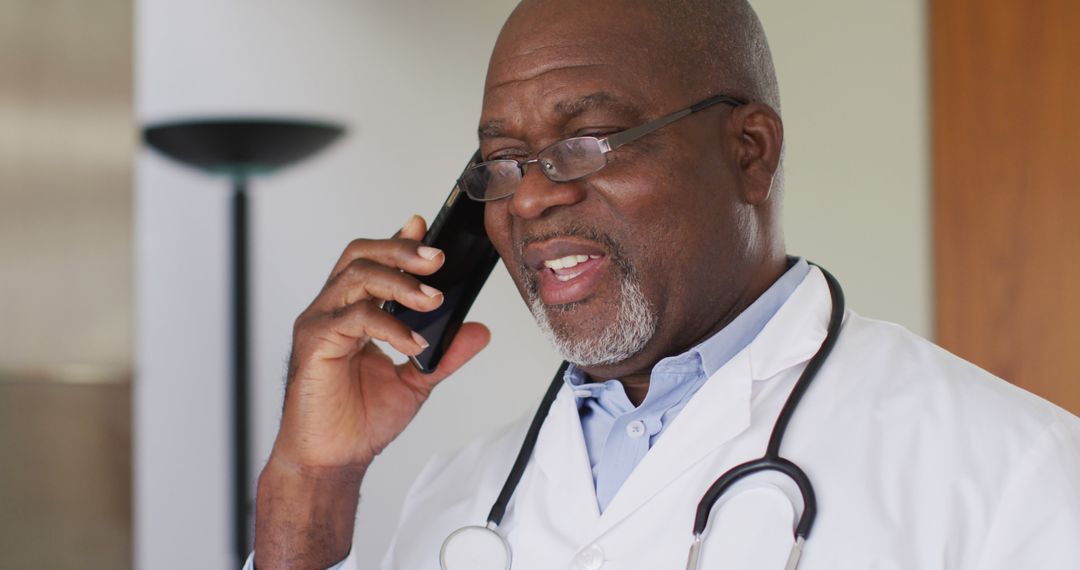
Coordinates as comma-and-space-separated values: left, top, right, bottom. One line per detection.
135, 1, 927, 568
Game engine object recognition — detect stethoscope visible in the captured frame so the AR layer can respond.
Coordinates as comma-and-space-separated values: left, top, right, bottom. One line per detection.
440, 266, 845, 570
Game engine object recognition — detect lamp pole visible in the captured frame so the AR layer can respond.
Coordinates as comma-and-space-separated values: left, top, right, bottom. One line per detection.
143, 119, 345, 564
230, 174, 251, 556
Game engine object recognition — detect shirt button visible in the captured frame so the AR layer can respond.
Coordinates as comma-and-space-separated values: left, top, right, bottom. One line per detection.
574, 543, 605, 570
626, 420, 646, 439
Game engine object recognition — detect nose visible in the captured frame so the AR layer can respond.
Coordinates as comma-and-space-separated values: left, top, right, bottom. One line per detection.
508, 161, 588, 219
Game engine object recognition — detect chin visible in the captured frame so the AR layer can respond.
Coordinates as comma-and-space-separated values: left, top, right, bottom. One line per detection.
528, 273, 659, 368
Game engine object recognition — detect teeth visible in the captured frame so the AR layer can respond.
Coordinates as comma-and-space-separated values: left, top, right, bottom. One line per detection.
543, 254, 597, 270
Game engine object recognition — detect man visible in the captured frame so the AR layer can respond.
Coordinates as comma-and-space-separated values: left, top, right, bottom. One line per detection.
250, 0, 1080, 568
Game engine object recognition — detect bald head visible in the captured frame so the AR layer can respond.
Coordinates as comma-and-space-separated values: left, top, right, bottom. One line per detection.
655, 0, 780, 112
494, 0, 780, 113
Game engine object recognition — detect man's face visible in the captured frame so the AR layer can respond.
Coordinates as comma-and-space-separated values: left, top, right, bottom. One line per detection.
480, 2, 758, 379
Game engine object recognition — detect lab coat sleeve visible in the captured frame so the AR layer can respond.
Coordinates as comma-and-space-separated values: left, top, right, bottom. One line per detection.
241, 550, 356, 570
977, 412, 1080, 569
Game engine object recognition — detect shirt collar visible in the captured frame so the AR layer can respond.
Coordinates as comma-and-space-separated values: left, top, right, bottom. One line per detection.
696, 257, 810, 376
563, 257, 810, 401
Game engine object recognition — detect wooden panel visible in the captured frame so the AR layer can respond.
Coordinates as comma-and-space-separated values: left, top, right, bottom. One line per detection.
0, 376, 132, 569
0, 1, 134, 367
933, 0, 1080, 415
0, 2, 134, 568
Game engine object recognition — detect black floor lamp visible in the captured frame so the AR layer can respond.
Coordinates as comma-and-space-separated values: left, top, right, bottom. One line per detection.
143, 118, 345, 564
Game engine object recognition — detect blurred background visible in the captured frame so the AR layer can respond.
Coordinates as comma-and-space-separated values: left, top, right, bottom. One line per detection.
0, 0, 1075, 568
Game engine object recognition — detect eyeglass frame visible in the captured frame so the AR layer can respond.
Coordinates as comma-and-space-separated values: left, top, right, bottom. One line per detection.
461, 94, 747, 202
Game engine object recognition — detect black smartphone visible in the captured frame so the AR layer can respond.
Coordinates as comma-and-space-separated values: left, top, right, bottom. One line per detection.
384, 150, 500, 373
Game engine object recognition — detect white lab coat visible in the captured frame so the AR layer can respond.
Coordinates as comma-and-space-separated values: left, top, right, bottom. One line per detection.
366, 267, 1080, 569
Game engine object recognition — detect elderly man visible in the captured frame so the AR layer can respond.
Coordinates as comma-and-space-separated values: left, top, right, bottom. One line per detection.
250, 0, 1080, 568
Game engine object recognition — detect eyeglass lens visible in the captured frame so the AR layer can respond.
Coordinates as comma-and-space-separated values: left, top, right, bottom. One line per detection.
460, 137, 608, 201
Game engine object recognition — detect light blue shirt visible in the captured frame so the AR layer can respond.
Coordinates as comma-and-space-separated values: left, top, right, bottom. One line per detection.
563, 257, 810, 512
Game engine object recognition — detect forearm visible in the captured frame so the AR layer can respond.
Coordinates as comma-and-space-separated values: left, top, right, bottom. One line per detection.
253, 455, 367, 570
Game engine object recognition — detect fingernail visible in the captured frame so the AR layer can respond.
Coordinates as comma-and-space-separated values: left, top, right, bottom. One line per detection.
417, 246, 442, 260
419, 283, 443, 298
411, 331, 429, 349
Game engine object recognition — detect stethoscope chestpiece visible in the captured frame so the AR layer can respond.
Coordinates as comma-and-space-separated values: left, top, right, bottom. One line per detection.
440, 523, 512, 570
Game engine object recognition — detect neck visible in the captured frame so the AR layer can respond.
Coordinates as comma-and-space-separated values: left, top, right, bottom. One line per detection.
618, 371, 653, 407
585, 253, 789, 407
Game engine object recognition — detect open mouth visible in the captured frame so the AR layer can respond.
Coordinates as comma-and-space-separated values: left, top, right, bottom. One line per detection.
543, 253, 604, 282
524, 239, 612, 306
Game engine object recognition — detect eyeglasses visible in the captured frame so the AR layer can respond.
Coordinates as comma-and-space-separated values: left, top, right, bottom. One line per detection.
460, 94, 745, 202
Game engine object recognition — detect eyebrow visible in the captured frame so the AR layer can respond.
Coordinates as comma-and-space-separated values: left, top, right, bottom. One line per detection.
477, 91, 639, 140
554, 91, 635, 118
478, 120, 506, 139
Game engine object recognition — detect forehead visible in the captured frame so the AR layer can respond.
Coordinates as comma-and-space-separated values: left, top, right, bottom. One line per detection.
481, 3, 688, 133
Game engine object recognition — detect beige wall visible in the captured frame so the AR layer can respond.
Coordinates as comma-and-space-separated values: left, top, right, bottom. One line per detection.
0, 1, 134, 369
757, 0, 931, 338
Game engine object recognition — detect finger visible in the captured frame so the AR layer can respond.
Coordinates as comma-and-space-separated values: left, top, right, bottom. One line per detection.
392, 214, 427, 241
313, 260, 445, 313
305, 301, 429, 360
399, 322, 491, 387
327, 235, 444, 283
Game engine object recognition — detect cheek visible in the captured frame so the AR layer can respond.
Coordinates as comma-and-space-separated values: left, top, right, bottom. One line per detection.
483, 201, 536, 301
590, 151, 735, 295
483, 202, 515, 262
586, 175, 683, 294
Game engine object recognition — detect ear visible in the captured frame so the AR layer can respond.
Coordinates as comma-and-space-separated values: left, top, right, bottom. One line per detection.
729, 103, 783, 205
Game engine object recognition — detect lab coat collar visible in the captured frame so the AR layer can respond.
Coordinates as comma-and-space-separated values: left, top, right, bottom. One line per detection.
531, 267, 835, 539
748, 265, 833, 382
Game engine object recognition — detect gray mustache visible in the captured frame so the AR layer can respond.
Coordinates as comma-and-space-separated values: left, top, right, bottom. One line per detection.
515, 224, 634, 276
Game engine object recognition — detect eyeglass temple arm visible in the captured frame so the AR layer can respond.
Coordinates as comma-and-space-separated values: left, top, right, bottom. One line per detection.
604, 95, 746, 150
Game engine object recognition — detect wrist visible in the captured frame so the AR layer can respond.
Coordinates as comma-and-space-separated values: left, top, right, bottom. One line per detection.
253, 454, 366, 570
265, 447, 371, 482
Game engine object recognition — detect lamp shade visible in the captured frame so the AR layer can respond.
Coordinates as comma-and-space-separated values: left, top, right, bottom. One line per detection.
143, 118, 345, 177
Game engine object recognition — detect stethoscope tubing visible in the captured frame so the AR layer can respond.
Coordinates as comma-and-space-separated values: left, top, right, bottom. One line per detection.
455, 264, 845, 570
693, 265, 845, 540
486, 361, 568, 527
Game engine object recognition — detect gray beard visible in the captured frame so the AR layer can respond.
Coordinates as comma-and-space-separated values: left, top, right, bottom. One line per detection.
527, 271, 658, 367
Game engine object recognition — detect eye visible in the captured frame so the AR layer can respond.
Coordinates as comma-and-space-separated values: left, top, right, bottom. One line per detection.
484, 149, 527, 163
573, 128, 620, 139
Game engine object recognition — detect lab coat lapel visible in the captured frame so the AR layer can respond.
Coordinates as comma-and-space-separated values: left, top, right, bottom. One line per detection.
593, 267, 834, 533
748, 266, 832, 382
532, 385, 602, 527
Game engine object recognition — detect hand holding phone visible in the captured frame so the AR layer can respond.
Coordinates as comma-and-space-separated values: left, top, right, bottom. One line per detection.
259, 165, 494, 565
